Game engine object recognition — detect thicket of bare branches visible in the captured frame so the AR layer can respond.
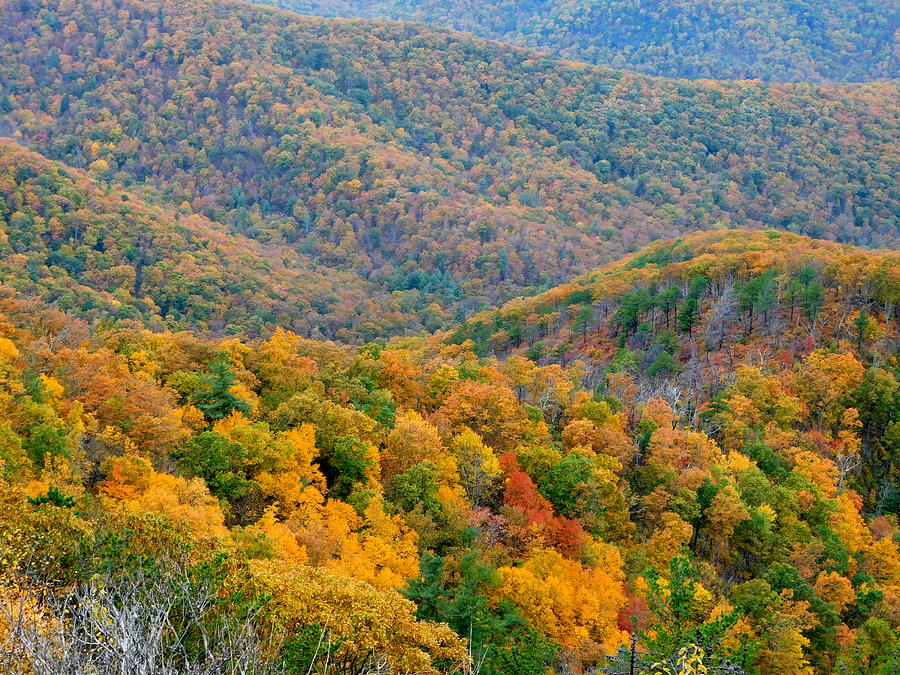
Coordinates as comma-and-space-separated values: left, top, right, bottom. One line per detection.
0, 563, 281, 675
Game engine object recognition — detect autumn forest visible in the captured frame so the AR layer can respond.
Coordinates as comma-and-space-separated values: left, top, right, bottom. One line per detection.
0, 1, 898, 674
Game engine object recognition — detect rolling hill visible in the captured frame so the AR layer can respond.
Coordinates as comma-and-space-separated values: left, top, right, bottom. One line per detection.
257, 0, 899, 82
0, 229, 898, 673
447, 228, 900, 362
0, 1, 898, 673
1, 0, 897, 325
0, 138, 421, 340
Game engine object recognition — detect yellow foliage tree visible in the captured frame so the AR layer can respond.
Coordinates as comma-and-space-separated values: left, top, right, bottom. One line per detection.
250, 560, 468, 674
705, 485, 750, 559
866, 537, 900, 586
791, 449, 839, 497
813, 571, 855, 612
327, 499, 420, 590
449, 429, 502, 507
646, 512, 694, 570
494, 548, 627, 662
382, 410, 447, 485
98, 455, 227, 537
829, 493, 872, 559
254, 424, 327, 519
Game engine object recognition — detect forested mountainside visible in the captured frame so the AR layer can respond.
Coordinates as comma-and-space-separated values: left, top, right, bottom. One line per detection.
1, 0, 898, 672
0, 138, 423, 340
257, 0, 899, 82
445, 229, 900, 509
1, 0, 898, 323
0, 230, 898, 673
448, 229, 898, 363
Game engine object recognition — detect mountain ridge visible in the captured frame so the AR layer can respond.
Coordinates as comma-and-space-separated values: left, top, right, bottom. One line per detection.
254, 0, 899, 82
0, 137, 423, 340
2, 0, 897, 324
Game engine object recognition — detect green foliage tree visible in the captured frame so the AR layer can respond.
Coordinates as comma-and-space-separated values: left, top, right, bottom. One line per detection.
174, 431, 256, 501
23, 423, 69, 467
640, 554, 760, 670
837, 617, 900, 674
404, 552, 559, 675
389, 461, 442, 516
538, 449, 630, 539
329, 435, 372, 499
193, 357, 252, 421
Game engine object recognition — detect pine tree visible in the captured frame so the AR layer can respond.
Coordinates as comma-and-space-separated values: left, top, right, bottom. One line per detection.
803, 281, 825, 325
193, 356, 252, 421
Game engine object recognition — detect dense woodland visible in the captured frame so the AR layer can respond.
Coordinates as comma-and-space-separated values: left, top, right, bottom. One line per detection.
0, 139, 424, 340
259, 0, 899, 82
1, 230, 898, 673
0, 0, 898, 673
1, 0, 898, 326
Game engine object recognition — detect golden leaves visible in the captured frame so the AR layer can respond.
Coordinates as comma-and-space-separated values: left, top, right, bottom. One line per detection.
250, 560, 468, 673
494, 548, 627, 659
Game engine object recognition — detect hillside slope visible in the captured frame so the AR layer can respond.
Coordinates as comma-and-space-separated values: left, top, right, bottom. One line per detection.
258, 0, 899, 82
443, 229, 900, 518
0, 230, 898, 673
1, 0, 897, 320
447, 229, 899, 454
0, 139, 420, 340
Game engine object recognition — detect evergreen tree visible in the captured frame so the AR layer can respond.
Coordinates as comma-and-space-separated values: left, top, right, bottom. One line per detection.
27, 486, 76, 508
193, 356, 252, 421
405, 552, 558, 675
678, 276, 706, 335
678, 295, 699, 334
803, 281, 825, 324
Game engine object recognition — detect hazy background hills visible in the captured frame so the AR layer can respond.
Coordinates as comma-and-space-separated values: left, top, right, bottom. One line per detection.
0, 139, 421, 338
1, 0, 897, 339
256, 0, 899, 82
